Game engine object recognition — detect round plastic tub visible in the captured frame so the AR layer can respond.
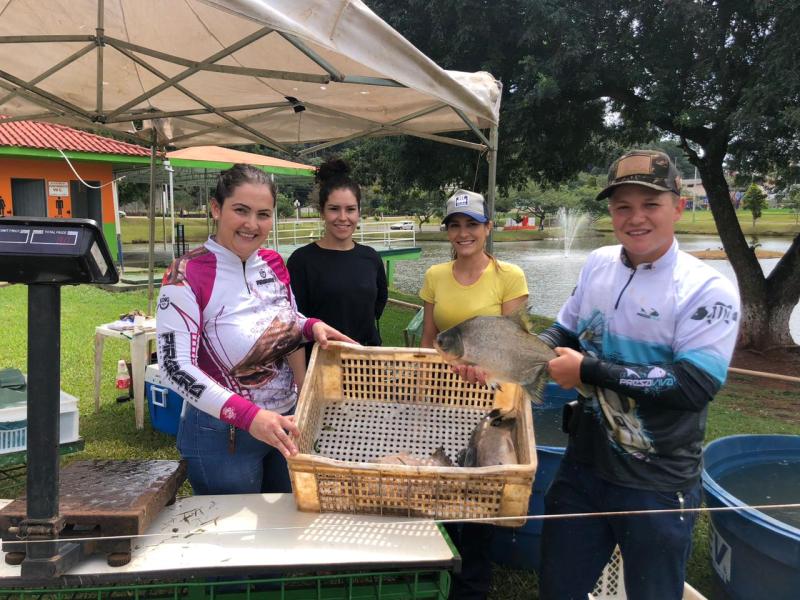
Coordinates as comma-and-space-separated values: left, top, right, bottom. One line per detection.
702, 434, 800, 600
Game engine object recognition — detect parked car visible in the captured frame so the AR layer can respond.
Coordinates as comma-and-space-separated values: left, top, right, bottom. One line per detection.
118, 210, 127, 218
389, 220, 415, 230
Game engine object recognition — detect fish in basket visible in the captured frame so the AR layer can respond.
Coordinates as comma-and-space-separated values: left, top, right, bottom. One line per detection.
287, 342, 537, 527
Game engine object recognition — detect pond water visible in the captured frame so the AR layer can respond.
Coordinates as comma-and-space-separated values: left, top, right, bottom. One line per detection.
393, 234, 800, 344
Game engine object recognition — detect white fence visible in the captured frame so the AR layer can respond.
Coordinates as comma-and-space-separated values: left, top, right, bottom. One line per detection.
269, 221, 416, 249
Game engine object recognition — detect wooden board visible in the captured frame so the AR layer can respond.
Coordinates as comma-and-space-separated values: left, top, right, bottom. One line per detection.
0, 460, 185, 561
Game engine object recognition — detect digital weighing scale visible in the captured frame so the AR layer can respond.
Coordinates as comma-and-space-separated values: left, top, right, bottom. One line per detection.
0, 217, 184, 577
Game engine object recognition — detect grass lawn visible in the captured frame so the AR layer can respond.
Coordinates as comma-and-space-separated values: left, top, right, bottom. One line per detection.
120, 215, 214, 244
0, 283, 797, 598
121, 208, 799, 248
120, 216, 418, 244
595, 207, 800, 237
121, 216, 555, 245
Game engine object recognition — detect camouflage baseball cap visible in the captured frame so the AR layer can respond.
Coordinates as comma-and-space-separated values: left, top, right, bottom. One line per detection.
596, 150, 682, 201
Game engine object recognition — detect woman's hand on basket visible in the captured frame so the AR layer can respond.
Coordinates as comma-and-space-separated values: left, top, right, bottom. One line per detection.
249, 409, 300, 457
311, 321, 358, 348
451, 364, 490, 386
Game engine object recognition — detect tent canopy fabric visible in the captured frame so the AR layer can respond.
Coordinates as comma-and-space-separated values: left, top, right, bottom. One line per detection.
0, 0, 501, 154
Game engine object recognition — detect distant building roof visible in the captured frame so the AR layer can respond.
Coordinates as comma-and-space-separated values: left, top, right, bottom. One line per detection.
166, 146, 314, 173
0, 119, 150, 156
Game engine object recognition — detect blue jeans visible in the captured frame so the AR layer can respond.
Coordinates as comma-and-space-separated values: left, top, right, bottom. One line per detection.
177, 404, 293, 495
538, 459, 700, 600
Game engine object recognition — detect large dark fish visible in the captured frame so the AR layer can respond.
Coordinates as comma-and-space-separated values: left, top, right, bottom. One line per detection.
458, 409, 517, 467
434, 310, 558, 402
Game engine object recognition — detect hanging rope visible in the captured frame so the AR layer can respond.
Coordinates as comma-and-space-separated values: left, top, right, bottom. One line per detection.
472, 148, 487, 191
7, 501, 800, 545
56, 148, 126, 189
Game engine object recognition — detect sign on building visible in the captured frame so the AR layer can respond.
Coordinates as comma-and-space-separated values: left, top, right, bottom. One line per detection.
48, 181, 69, 197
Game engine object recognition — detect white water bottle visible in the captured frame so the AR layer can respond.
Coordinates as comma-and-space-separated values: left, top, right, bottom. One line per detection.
115, 359, 131, 391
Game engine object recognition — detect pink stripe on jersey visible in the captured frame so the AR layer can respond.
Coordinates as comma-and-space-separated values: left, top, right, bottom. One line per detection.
303, 318, 321, 341
219, 393, 260, 430
258, 247, 319, 339
259, 248, 292, 302
185, 251, 217, 313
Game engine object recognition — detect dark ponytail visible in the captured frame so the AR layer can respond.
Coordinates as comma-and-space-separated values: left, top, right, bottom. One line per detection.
316, 158, 361, 210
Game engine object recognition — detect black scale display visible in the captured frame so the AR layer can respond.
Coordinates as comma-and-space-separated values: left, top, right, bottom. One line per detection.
0, 218, 185, 579
0, 218, 116, 285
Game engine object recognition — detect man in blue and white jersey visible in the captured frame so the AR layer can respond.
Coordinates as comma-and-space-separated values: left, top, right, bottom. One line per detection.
538, 150, 741, 600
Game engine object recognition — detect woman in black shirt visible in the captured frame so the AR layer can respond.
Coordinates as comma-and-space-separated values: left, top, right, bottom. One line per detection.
288, 158, 388, 361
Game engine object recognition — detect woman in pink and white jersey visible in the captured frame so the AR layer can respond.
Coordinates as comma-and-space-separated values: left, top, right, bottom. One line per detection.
156, 164, 354, 495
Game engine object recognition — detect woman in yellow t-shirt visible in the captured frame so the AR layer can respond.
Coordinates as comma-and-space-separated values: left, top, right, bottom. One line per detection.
420, 189, 528, 348
418, 189, 528, 600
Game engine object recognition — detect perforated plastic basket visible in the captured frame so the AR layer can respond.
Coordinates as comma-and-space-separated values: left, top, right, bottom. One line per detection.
589, 547, 707, 600
0, 389, 79, 454
0, 420, 28, 454
288, 343, 537, 526
591, 547, 626, 599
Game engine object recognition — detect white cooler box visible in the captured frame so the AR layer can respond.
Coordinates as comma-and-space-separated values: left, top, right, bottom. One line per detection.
144, 364, 185, 436
0, 389, 80, 454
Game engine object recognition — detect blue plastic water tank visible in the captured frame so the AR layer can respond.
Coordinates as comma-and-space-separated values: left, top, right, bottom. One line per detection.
490, 382, 575, 571
702, 435, 800, 600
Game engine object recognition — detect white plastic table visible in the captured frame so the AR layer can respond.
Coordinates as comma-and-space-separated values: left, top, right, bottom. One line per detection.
0, 493, 457, 585
93, 320, 156, 429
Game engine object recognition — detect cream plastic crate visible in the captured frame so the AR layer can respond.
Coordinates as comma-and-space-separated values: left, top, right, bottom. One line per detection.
590, 547, 707, 600
0, 389, 79, 454
288, 342, 537, 526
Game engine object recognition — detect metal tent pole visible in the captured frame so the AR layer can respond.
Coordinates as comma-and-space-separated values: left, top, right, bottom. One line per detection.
166, 160, 175, 258
147, 137, 156, 315
161, 185, 167, 252
205, 170, 211, 237
271, 173, 279, 251
112, 179, 124, 272
486, 124, 499, 255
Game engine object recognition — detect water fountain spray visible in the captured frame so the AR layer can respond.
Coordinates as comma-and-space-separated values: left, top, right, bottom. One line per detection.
557, 207, 588, 257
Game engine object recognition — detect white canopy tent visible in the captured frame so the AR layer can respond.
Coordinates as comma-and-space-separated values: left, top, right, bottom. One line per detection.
0, 0, 503, 308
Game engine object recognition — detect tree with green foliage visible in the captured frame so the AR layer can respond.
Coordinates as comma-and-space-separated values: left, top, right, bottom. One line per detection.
521, 0, 800, 349
741, 184, 768, 230
503, 174, 602, 228
369, 0, 800, 350
275, 192, 295, 219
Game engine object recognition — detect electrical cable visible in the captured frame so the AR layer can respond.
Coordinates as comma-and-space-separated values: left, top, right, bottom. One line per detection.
55, 148, 126, 189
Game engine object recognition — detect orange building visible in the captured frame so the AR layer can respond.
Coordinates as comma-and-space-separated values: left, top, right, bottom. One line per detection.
0, 120, 150, 260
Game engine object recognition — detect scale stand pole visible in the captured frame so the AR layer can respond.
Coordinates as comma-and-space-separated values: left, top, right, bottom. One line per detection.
15, 284, 83, 577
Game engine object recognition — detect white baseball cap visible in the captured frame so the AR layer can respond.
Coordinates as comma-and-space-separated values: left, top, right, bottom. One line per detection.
443, 189, 488, 224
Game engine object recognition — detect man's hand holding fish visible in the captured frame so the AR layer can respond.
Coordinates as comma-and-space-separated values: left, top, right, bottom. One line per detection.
547, 346, 584, 389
